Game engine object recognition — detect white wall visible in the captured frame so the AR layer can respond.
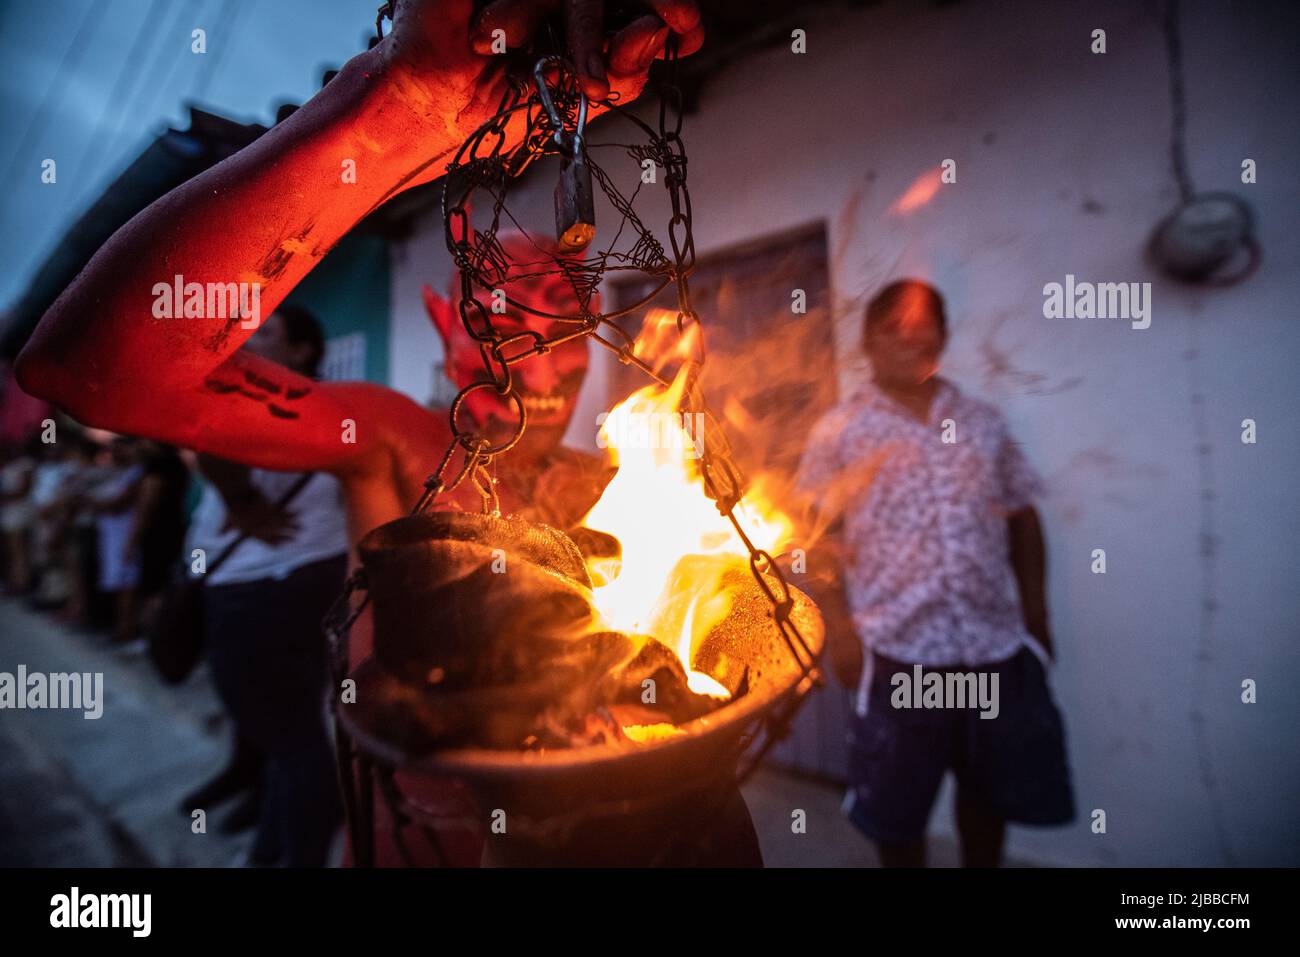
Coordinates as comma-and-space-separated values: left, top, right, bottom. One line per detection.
389, 0, 1300, 865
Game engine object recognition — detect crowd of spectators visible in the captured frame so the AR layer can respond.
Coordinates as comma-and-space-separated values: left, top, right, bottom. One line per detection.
0, 427, 189, 648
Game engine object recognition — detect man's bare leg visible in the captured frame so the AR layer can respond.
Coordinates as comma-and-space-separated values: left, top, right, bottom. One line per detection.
5, 531, 32, 592
113, 588, 139, 644
877, 839, 926, 867
956, 792, 1006, 867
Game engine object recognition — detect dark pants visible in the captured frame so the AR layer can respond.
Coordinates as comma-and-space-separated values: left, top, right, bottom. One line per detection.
846, 647, 1075, 844
203, 554, 347, 866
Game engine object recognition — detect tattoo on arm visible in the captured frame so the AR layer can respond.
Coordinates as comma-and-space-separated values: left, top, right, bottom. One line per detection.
203, 370, 313, 421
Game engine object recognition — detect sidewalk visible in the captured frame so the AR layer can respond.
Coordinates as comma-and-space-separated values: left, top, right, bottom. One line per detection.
0, 597, 252, 867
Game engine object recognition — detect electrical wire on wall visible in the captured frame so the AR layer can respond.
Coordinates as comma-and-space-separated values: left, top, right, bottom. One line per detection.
1149, 0, 1258, 287
1159, 0, 1238, 868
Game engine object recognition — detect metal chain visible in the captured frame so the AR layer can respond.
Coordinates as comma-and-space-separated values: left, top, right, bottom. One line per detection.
328, 44, 822, 800
649, 37, 822, 777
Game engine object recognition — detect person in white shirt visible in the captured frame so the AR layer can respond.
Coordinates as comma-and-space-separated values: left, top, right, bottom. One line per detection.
186, 304, 348, 867
86, 439, 147, 637
0, 438, 38, 593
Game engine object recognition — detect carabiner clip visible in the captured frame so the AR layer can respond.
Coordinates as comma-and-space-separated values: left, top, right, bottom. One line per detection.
533, 56, 588, 156
534, 57, 596, 253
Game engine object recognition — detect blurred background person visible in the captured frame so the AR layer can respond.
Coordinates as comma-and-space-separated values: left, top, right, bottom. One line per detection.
86, 437, 146, 644
132, 440, 191, 634
48, 432, 102, 626
794, 280, 1074, 867
184, 304, 348, 866
0, 436, 38, 594
28, 436, 79, 609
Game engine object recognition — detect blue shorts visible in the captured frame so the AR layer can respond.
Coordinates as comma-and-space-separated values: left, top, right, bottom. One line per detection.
845, 647, 1075, 843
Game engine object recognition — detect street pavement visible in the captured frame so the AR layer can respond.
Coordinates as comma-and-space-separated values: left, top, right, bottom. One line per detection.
1, 596, 997, 868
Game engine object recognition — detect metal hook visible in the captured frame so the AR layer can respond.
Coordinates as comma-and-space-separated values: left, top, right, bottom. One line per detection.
374, 2, 394, 41
533, 56, 587, 155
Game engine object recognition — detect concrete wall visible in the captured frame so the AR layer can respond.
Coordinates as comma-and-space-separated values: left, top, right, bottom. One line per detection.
388, 0, 1300, 865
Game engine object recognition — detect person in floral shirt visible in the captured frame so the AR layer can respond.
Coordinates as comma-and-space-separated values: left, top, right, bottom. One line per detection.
794, 279, 1074, 867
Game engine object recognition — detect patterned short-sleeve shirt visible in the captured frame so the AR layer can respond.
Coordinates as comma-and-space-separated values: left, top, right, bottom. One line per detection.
795, 379, 1042, 678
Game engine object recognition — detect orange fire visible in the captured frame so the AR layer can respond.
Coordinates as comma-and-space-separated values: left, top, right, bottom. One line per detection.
579, 310, 794, 700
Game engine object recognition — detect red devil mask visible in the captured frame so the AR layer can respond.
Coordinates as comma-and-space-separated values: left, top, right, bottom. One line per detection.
423, 232, 594, 460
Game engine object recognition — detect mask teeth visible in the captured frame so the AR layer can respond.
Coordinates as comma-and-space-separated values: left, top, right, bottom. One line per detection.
523, 393, 566, 413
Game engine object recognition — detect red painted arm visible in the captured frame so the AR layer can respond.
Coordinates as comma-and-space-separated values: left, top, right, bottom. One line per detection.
16, 41, 449, 475
16, 0, 699, 481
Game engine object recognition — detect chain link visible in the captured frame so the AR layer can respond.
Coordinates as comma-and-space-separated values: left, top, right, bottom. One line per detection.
651, 37, 821, 776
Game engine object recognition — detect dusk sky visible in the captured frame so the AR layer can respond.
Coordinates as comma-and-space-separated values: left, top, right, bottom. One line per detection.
0, 0, 376, 308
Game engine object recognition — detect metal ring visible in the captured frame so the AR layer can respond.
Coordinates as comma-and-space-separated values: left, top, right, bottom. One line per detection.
449, 383, 526, 456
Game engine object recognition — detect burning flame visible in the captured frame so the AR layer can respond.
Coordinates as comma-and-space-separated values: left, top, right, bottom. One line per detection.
579, 311, 794, 700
